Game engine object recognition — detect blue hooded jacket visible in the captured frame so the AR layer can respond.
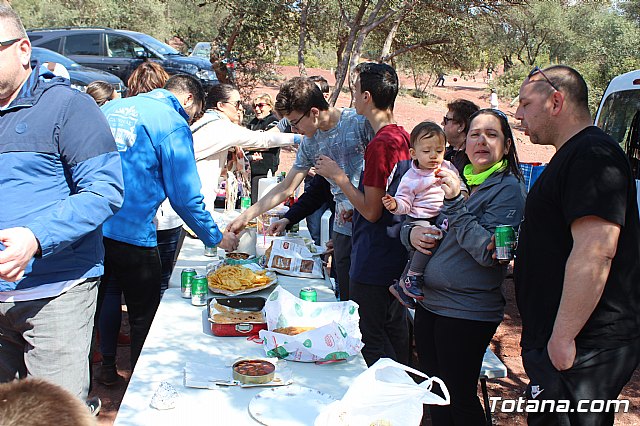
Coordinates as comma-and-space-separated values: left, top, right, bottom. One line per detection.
0, 66, 125, 292
101, 89, 223, 247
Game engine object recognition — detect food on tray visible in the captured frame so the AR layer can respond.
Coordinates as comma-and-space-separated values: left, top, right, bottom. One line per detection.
272, 326, 316, 335
226, 252, 250, 260
233, 359, 275, 377
212, 302, 265, 324
207, 265, 271, 292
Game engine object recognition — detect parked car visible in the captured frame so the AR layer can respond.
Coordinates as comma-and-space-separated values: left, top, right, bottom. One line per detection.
27, 27, 218, 90
190, 41, 236, 84
190, 41, 211, 60
594, 69, 640, 207
30, 47, 126, 94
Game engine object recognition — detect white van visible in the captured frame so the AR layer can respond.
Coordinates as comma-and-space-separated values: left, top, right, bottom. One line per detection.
594, 70, 640, 208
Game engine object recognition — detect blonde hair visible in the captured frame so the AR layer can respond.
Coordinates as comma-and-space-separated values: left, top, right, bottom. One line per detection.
0, 378, 96, 426
253, 93, 274, 109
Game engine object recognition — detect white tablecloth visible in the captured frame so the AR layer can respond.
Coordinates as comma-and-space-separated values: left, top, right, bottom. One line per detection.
114, 236, 367, 425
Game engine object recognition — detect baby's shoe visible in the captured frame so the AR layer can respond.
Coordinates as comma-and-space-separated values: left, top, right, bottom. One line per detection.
389, 280, 417, 309
402, 275, 425, 300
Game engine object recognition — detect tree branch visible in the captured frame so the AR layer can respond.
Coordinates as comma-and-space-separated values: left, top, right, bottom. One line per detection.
380, 37, 452, 62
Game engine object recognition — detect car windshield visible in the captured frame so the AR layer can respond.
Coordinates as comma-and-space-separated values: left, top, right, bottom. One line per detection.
30, 47, 79, 68
597, 89, 640, 148
191, 42, 211, 59
134, 33, 182, 56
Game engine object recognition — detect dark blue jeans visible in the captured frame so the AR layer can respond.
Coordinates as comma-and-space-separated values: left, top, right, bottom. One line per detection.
97, 274, 121, 362
306, 202, 330, 246
157, 226, 185, 296
97, 238, 161, 368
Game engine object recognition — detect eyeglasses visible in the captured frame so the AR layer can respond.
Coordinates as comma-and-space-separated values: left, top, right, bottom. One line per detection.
224, 100, 242, 110
443, 115, 455, 125
0, 38, 21, 47
289, 108, 311, 130
253, 102, 269, 109
528, 66, 559, 91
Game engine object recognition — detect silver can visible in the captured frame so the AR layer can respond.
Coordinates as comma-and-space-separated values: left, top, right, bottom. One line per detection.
204, 245, 218, 257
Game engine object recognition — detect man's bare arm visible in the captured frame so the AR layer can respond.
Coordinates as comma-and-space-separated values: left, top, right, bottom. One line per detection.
547, 215, 620, 370
227, 168, 307, 233
315, 155, 384, 222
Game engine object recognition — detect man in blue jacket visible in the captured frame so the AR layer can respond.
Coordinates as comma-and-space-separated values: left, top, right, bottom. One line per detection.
0, 5, 125, 403
98, 74, 238, 380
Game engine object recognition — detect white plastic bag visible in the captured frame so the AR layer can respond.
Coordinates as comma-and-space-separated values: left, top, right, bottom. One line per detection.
259, 286, 363, 362
265, 240, 324, 278
314, 358, 450, 426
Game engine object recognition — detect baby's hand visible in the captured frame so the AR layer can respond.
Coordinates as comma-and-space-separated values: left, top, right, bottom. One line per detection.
381, 194, 397, 212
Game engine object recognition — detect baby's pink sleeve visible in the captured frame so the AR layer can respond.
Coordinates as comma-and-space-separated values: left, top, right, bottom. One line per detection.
391, 173, 417, 215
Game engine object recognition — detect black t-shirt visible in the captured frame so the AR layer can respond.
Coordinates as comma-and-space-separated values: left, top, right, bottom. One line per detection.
444, 145, 469, 177
246, 113, 280, 176
515, 126, 640, 350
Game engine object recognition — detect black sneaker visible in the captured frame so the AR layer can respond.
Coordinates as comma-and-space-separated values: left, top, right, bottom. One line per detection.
389, 280, 416, 309
95, 363, 120, 386
86, 396, 101, 416
402, 275, 425, 299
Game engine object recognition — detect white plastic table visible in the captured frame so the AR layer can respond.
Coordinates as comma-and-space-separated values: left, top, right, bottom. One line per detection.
114, 237, 367, 425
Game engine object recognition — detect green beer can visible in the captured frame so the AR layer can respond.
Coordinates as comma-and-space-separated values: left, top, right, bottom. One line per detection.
495, 225, 516, 261
299, 287, 317, 302
191, 274, 209, 306
181, 268, 197, 299
240, 196, 251, 211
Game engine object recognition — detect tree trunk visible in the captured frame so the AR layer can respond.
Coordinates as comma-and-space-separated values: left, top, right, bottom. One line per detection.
332, 0, 397, 105
330, 0, 369, 106
380, 18, 401, 63
349, 29, 368, 106
273, 38, 281, 65
297, 0, 309, 77
379, 1, 413, 62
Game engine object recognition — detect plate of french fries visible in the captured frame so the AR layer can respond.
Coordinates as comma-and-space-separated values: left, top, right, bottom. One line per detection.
207, 264, 278, 296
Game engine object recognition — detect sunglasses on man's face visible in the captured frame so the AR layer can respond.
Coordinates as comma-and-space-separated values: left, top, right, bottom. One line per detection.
0, 38, 21, 47
528, 66, 559, 91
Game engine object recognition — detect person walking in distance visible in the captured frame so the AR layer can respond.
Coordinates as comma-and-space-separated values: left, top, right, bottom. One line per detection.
514, 65, 640, 425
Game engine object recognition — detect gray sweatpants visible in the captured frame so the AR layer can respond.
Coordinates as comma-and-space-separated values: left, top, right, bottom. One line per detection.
0, 278, 98, 399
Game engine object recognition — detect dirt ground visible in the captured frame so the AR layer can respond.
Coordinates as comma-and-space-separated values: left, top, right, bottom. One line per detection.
90, 66, 639, 424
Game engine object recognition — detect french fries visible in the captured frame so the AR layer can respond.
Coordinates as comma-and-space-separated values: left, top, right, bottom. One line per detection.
207, 265, 272, 292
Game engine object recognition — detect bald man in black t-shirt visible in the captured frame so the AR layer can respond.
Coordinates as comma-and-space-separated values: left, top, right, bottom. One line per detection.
514, 65, 640, 425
